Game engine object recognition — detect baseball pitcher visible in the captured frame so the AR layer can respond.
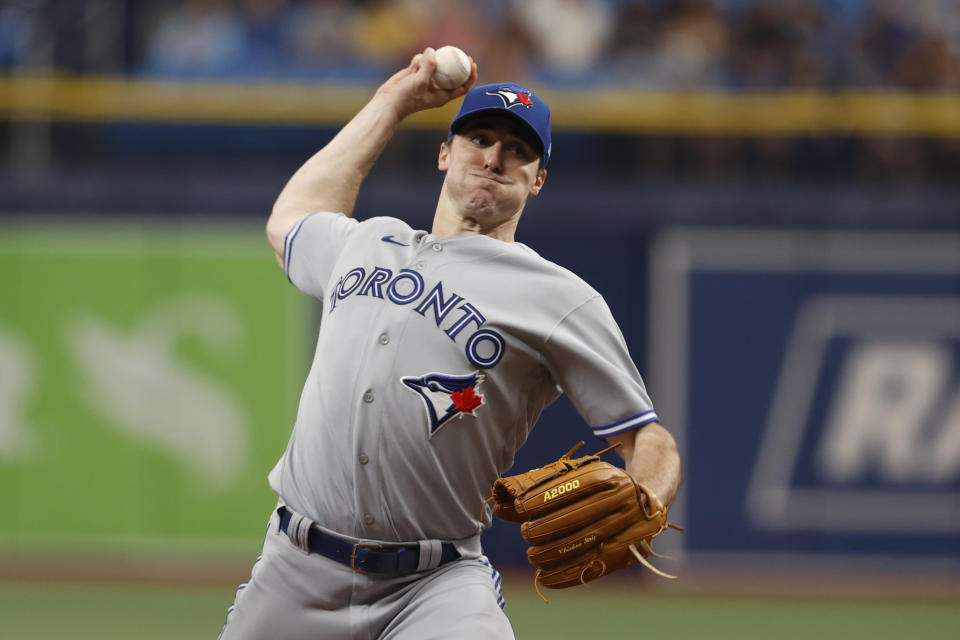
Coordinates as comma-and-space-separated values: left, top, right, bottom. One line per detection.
218, 47, 682, 639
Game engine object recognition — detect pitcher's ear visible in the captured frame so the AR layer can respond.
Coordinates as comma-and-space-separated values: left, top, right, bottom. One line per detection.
438, 141, 450, 171
529, 168, 547, 196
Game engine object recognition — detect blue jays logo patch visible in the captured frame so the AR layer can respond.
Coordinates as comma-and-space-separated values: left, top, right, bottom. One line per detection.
402, 371, 485, 437
486, 87, 534, 109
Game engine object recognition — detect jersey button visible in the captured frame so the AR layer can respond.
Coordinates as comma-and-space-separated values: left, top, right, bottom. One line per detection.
432, 243, 443, 253
363, 514, 375, 525
359, 453, 369, 464
415, 261, 426, 270
363, 391, 374, 403
378, 334, 389, 345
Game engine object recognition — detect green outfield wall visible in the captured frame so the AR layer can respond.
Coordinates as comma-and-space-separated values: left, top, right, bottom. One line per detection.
0, 221, 309, 553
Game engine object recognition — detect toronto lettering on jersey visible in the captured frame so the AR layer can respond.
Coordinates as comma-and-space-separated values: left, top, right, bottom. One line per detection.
329, 265, 505, 369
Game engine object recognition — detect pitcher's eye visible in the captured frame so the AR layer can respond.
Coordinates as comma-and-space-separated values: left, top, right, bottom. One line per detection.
510, 142, 535, 160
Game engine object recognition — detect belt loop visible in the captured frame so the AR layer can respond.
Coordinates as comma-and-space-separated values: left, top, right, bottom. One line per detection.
416, 539, 443, 572
286, 509, 314, 554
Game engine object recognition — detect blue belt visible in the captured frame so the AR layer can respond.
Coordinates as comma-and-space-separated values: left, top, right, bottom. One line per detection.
277, 507, 460, 575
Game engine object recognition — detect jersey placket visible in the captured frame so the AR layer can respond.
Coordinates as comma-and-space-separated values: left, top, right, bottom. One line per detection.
351, 305, 399, 535
351, 240, 440, 536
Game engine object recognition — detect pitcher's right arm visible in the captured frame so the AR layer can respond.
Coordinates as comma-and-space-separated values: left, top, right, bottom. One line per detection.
266, 48, 477, 265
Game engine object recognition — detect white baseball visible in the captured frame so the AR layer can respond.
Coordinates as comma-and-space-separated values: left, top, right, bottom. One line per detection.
432, 46, 471, 90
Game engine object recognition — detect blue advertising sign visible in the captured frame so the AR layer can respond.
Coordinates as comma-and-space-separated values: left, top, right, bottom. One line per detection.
649, 229, 960, 564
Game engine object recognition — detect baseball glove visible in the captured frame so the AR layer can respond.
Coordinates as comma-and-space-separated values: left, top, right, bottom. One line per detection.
488, 441, 680, 596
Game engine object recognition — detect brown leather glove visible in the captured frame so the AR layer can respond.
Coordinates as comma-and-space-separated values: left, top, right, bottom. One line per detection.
489, 441, 680, 593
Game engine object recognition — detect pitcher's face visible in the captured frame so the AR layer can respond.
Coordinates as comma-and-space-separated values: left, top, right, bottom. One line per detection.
439, 116, 546, 224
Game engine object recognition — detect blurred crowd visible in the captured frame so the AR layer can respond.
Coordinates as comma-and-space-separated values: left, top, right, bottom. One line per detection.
139, 0, 960, 89
1, 0, 958, 187
1, 0, 959, 90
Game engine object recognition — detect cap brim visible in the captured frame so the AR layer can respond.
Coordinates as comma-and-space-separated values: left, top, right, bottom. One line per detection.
450, 109, 545, 159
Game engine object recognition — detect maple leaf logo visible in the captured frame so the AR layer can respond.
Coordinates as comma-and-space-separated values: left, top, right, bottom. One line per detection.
450, 386, 483, 414
517, 92, 533, 106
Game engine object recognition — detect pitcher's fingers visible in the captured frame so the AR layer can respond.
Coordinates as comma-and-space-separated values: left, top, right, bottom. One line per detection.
414, 47, 438, 82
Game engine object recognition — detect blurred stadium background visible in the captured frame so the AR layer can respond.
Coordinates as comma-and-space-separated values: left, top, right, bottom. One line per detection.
1, 0, 958, 637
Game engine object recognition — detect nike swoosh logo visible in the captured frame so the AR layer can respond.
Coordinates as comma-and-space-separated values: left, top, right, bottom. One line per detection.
381, 235, 409, 246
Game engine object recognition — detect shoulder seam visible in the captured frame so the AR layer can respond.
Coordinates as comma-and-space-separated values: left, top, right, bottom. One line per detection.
541, 293, 603, 353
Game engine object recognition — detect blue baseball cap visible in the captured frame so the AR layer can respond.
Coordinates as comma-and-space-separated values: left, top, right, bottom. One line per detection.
448, 82, 552, 167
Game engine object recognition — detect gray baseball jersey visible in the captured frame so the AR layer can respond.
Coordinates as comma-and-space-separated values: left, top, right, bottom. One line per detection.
268, 212, 659, 544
